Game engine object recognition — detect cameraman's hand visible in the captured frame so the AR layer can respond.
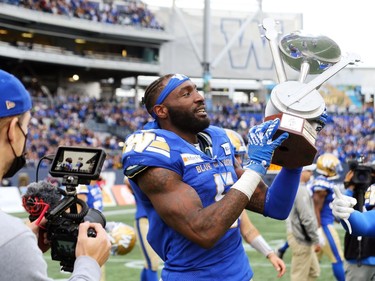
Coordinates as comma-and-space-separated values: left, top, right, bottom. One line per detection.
246, 119, 288, 175
27, 217, 50, 253
332, 195, 357, 220
76, 222, 111, 267
344, 170, 355, 191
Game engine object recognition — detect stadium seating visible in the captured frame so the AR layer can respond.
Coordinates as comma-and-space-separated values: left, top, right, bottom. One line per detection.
24, 96, 374, 171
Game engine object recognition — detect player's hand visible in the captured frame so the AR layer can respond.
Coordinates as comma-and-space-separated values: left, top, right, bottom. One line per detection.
245, 119, 288, 175
75, 222, 111, 267
267, 252, 286, 278
315, 107, 328, 132
314, 244, 321, 253
317, 227, 326, 247
332, 196, 357, 220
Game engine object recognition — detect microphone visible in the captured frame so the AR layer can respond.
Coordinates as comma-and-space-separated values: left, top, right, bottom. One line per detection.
22, 181, 62, 224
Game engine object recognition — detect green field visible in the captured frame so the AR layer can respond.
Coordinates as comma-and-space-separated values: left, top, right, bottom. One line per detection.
19, 205, 344, 280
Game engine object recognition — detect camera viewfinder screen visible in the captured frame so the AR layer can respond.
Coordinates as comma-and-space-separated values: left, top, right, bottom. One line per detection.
53, 150, 99, 174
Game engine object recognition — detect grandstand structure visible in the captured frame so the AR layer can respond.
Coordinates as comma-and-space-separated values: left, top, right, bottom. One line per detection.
0, 0, 171, 98
0, 0, 305, 103
0, 0, 373, 187
0, 0, 372, 109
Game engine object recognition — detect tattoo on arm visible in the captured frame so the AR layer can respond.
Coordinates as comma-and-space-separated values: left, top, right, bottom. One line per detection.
246, 180, 267, 213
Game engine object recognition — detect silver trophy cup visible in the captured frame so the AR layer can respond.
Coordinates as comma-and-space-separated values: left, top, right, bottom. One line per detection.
261, 18, 360, 168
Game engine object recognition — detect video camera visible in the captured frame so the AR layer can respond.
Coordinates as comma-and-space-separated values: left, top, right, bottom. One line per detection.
23, 146, 107, 272
346, 158, 375, 212
347, 159, 375, 187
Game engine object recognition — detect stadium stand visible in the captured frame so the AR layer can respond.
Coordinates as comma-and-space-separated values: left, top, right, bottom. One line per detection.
23, 95, 374, 172
1, 0, 164, 29
0, 0, 373, 185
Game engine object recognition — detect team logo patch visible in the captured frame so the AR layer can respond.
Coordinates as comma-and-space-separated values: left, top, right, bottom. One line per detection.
6, 100, 15, 110
221, 142, 231, 155
181, 153, 203, 166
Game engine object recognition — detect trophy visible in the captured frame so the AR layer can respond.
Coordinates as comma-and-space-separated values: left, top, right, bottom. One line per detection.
261, 18, 360, 168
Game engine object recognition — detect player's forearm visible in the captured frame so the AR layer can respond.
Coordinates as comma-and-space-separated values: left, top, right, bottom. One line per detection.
347, 210, 375, 237
263, 167, 302, 219
182, 188, 249, 248
250, 235, 274, 257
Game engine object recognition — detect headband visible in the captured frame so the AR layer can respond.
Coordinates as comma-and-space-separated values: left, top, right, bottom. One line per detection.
151, 74, 189, 118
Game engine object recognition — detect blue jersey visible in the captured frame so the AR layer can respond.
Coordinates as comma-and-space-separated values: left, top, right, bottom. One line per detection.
77, 183, 103, 212
134, 192, 148, 220
122, 126, 252, 281
311, 175, 337, 225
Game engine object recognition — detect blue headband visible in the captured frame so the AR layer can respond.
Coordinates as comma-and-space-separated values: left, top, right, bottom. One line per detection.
151, 74, 189, 118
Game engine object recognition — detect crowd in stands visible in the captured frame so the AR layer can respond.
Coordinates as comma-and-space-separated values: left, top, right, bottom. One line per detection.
25, 95, 375, 172
1, 0, 164, 30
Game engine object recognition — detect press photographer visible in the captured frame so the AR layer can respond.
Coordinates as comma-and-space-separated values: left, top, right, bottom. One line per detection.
345, 159, 375, 209
336, 160, 375, 281
0, 69, 110, 281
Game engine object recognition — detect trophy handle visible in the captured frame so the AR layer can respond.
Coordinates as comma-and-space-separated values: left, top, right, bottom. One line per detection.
284, 53, 361, 107
261, 18, 287, 83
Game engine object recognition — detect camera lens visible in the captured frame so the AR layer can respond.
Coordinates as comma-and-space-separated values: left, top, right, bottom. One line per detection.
84, 208, 106, 227
353, 168, 372, 185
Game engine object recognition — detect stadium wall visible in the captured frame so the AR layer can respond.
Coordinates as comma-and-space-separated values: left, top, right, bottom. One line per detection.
152, 7, 303, 80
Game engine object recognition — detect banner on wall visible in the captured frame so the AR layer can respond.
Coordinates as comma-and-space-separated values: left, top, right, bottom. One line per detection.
99, 171, 135, 207
100, 171, 118, 207
111, 184, 135, 206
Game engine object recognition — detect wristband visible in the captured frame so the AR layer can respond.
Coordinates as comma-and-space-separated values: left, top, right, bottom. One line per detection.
231, 169, 261, 200
250, 235, 274, 257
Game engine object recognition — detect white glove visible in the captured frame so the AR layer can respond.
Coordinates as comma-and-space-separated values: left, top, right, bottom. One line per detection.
332, 195, 357, 220
317, 227, 325, 247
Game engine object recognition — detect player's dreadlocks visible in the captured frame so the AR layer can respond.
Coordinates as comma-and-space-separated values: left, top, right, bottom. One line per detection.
142, 74, 173, 115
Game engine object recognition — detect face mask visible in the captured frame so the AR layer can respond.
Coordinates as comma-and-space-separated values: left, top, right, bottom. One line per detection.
4, 122, 27, 178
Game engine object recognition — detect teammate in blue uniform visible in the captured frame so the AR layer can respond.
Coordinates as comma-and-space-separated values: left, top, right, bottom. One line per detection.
122, 74, 306, 281
125, 176, 160, 281
312, 153, 345, 281
77, 178, 104, 212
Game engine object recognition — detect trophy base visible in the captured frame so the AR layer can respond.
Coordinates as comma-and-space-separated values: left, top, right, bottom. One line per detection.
264, 113, 318, 169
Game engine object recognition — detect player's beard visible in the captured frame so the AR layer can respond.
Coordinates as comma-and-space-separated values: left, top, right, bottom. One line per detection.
167, 105, 210, 134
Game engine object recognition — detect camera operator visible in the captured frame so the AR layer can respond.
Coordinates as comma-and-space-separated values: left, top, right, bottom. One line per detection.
332, 166, 375, 281
0, 69, 111, 280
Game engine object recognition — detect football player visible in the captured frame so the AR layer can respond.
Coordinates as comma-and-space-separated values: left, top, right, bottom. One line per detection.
106, 221, 137, 256
125, 176, 161, 281
122, 73, 303, 281
312, 153, 345, 281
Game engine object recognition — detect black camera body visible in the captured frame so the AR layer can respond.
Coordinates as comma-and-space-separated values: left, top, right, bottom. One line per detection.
347, 159, 375, 187
346, 159, 375, 212
46, 199, 105, 272
46, 146, 107, 272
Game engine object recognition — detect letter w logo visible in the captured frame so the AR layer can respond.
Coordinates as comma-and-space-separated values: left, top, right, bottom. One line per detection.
220, 18, 274, 71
